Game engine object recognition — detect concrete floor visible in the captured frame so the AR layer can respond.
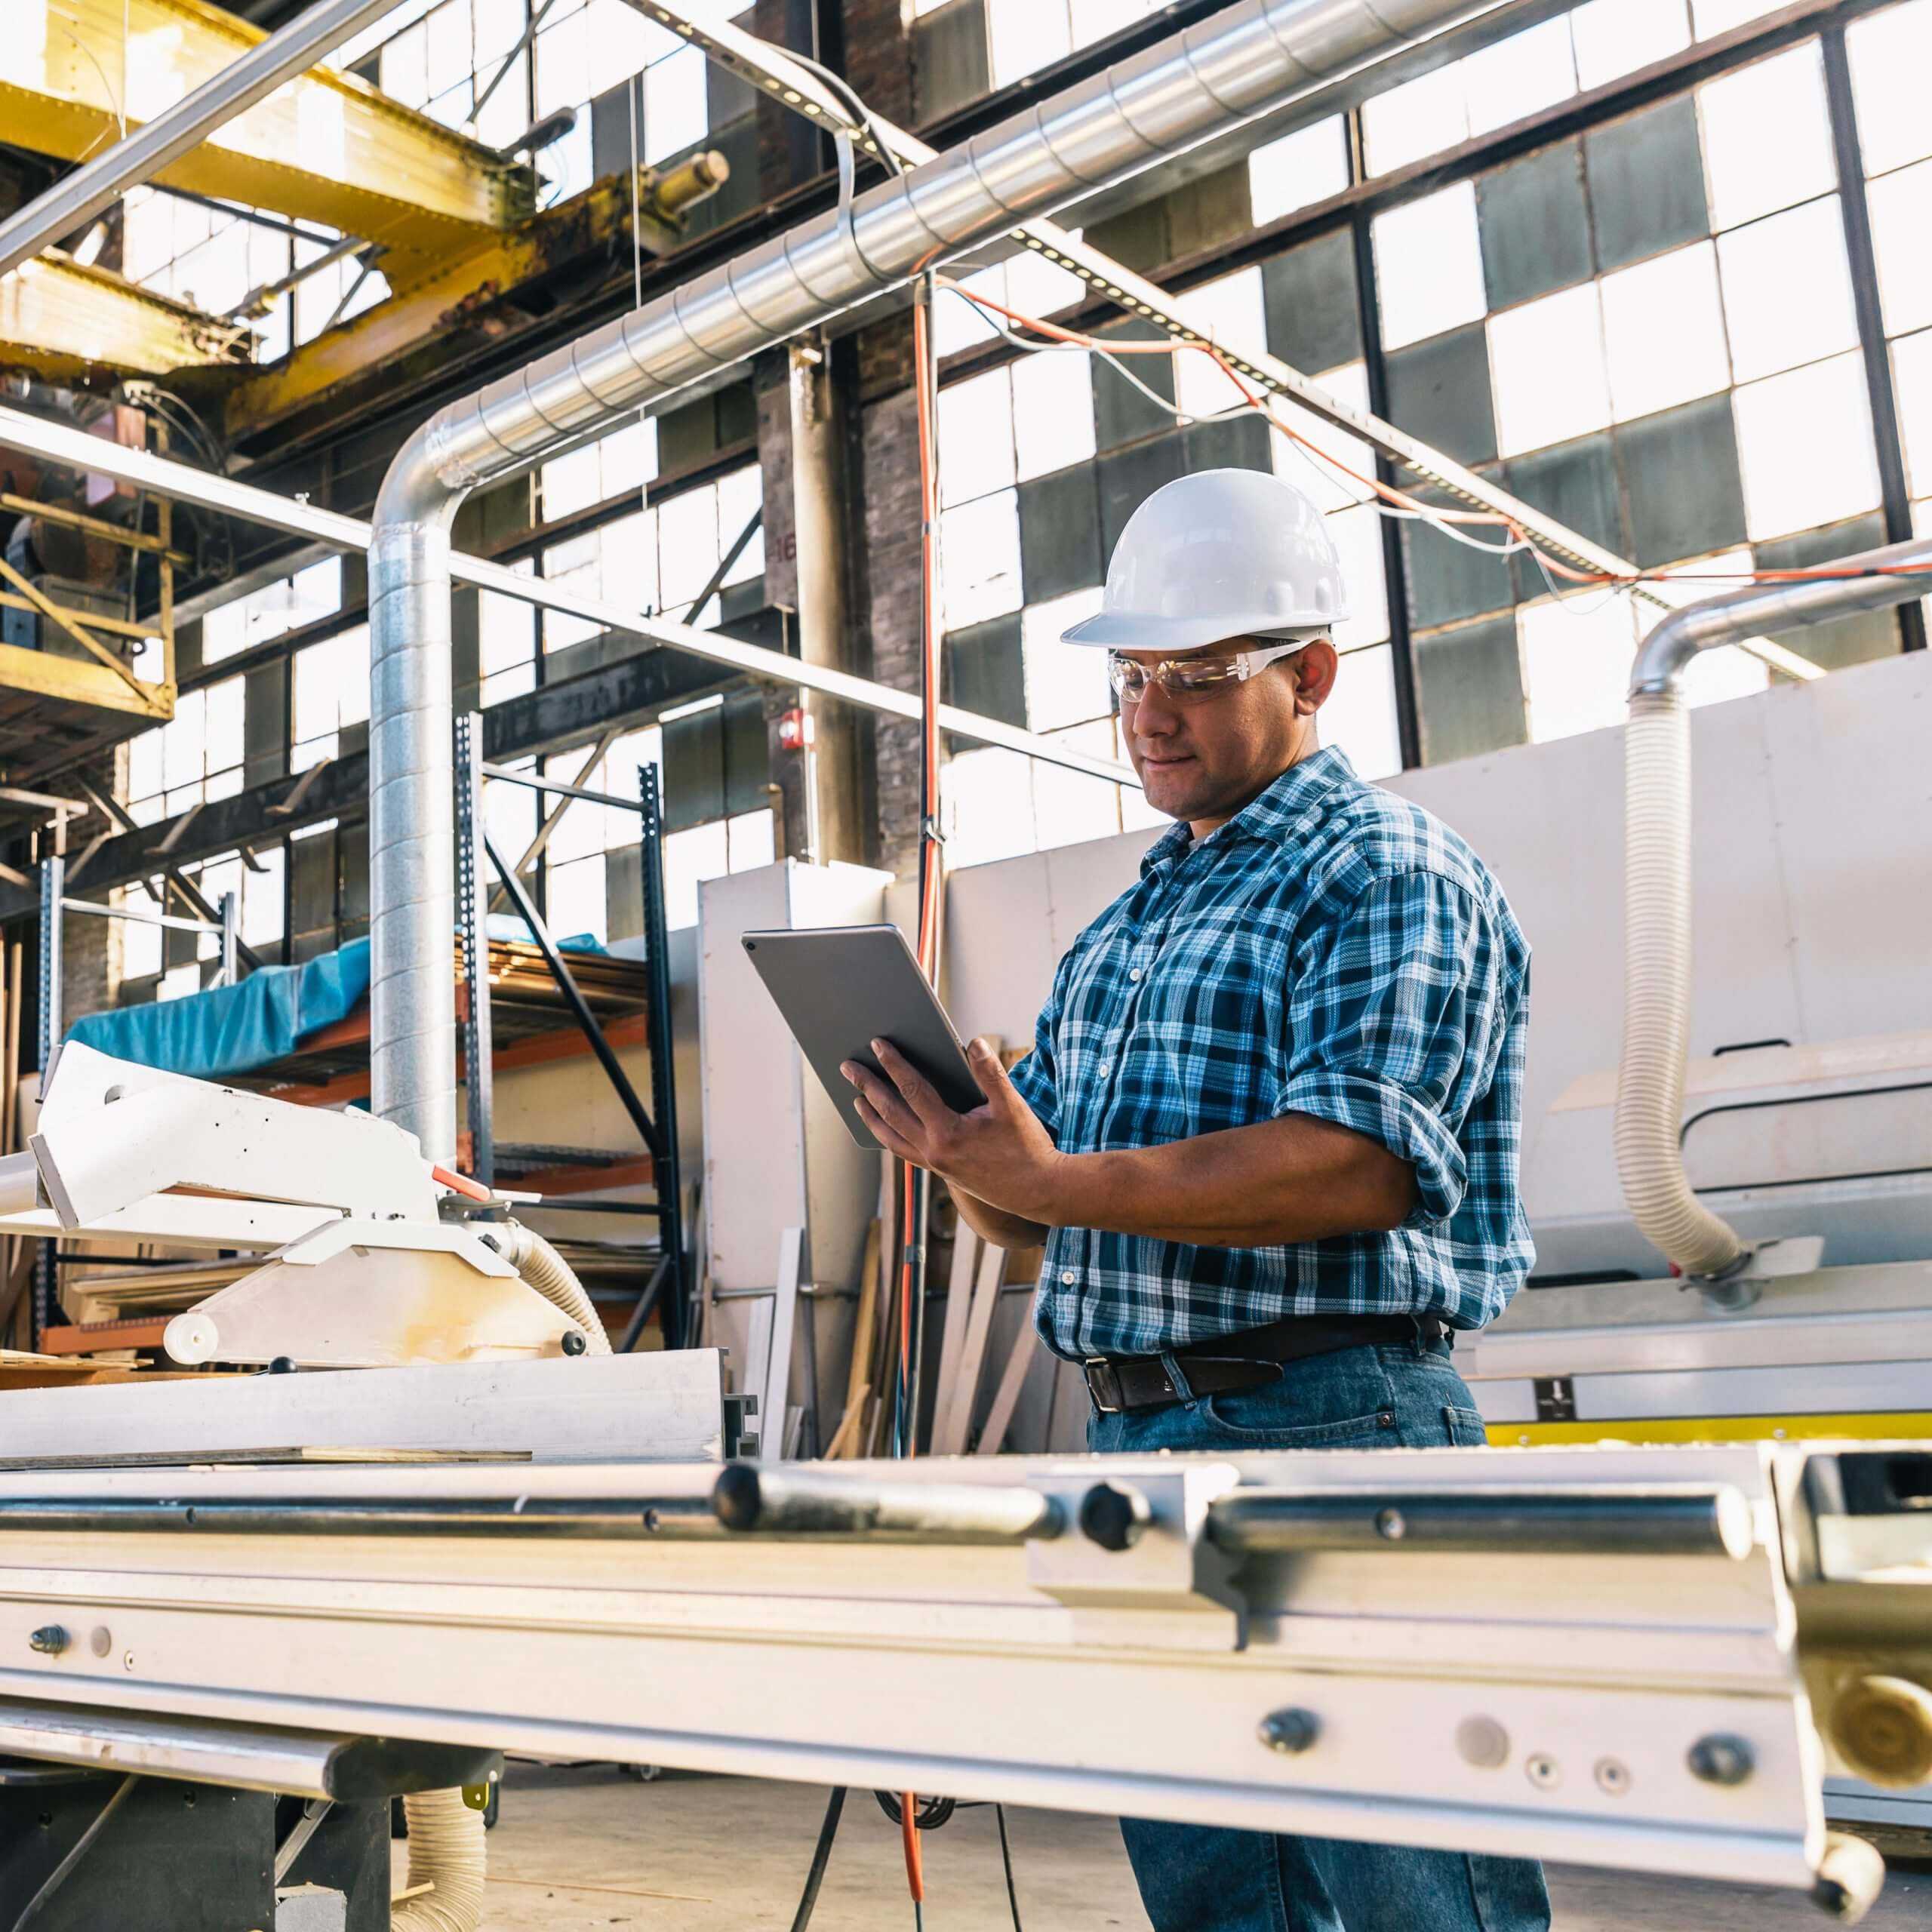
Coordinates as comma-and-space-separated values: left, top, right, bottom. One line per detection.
469, 1762, 1927, 1930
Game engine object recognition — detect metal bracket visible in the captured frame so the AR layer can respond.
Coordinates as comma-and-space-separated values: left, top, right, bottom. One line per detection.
1024, 1460, 1248, 1651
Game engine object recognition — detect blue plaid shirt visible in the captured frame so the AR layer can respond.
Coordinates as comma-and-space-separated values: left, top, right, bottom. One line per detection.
1009, 747, 1533, 1361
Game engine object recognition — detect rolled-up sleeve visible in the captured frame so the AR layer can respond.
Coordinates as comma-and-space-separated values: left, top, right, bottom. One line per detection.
1271, 869, 1510, 1228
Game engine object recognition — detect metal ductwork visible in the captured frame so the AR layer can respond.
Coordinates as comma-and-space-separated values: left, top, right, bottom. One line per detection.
368, 0, 1562, 1161
1614, 536, 1932, 1278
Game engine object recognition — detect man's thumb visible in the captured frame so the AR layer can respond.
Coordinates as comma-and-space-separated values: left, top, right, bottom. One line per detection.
969, 1035, 1011, 1100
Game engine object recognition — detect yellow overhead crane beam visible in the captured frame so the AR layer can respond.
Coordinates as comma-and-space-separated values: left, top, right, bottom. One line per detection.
0, 251, 250, 379
0, 0, 532, 288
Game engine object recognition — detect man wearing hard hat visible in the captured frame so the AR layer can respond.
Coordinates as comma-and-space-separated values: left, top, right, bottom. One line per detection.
842, 469, 1546, 1931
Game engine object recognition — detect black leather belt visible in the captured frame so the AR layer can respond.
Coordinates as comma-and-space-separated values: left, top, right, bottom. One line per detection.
1084, 1312, 1446, 1414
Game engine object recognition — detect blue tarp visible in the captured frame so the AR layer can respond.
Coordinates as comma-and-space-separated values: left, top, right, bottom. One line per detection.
67, 937, 372, 1081
66, 924, 611, 1081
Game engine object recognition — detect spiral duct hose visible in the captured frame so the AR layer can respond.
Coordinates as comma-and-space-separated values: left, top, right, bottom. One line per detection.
497, 1222, 611, 1355
392, 1788, 488, 1932
386, 1225, 604, 1928
1612, 690, 1748, 1278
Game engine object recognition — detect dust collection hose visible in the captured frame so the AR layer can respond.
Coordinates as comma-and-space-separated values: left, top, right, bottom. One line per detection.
1612, 689, 1748, 1279
390, 1222, 605, 1929
494, 1220, 613, 1355
392, 1788, 487, 1932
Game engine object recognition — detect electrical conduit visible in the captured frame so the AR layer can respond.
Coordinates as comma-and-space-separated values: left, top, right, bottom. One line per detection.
1613, 537, 1932, 1275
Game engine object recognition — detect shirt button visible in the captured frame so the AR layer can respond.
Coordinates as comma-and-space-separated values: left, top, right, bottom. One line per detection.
1060, 1269, 1077, 1286
1128, 967, 1142, 983
1098, 1060, 1112, 1078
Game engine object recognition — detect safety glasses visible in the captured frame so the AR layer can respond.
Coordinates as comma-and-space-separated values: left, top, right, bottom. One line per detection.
1107, 640, 1306, 706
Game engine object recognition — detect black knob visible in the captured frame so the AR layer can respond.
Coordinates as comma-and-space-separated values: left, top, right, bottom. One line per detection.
267, 1356, 297, 1375
561, 1331, 588, 1357
1078, 1481, 1150, 1552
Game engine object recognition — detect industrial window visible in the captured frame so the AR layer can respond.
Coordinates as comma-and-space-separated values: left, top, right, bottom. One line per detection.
291, 626, 373, 770
1360, 31, 1904, 767
126, 678, 247, 825
116, 844, 285, 996
1247, 118, 1349, 229
201, 560, 343, 666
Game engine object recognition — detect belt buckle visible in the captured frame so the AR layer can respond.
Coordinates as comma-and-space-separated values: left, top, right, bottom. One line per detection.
1084, 1358, 1121, 1414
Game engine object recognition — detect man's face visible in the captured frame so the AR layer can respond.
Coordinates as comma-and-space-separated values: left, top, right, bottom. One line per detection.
1118, 637, 1335, 827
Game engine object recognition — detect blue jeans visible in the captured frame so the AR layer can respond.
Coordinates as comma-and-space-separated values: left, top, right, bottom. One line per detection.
1088, 1334, 1552, 1932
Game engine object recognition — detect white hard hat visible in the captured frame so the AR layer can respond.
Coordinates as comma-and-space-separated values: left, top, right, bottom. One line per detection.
1061, 468, 1349, 651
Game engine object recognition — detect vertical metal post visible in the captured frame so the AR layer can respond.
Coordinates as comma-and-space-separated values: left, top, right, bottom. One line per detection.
1823, 24, 1927, 654
34, 854, 62, 1351
454, 713, 494, 1188
218, 892, 238, 988
638, 762, 685, 1350
1347, 115, 1423, 771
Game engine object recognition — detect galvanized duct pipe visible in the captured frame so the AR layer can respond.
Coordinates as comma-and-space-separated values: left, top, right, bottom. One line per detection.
369, 0, 1551, 1159
1615, 537, 1932, 1277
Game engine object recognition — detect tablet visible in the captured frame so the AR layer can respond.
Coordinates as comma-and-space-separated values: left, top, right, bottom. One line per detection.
741, 925, 985, 1149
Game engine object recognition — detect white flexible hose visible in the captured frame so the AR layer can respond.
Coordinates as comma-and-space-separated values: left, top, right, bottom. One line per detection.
1613, 690, 1748, 1278
499, 1221, 611, 1355
392, 1788, 488, 1932
386, 1223, 603, 1927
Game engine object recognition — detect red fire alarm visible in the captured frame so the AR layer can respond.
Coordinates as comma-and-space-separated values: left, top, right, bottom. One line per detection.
779, 706, 814, 751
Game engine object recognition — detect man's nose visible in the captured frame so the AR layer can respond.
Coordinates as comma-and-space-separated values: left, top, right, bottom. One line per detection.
1128, 687, 1181, 734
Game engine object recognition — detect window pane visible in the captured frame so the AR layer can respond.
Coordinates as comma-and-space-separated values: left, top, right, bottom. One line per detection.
1269, 361, 1377, 512
1174, 268, 1266, 421
657, 485, 722, 609
1032, 722, 1123, 849
546, 854, 607, 943
1373, 185, 1487, 352
1734, 352, 1880, 540
1519, 594, 1638, 742
1021, 590, 1110, 731
986, 0, 1070, 88
727, 808, 775, 872
1011, 352, 1096, 483
1847, 0, 1932, 177
1320, 643, 1401, 777
1717, 196, 1859, 383
642, 45, 707, 165
1697, 45, 1835, 232
940, 491, 1023, 629
1248, 116, 1349, 227
663, 820, 730, 930
542, 443, 602, 521
1487, 284, 1612, 456
1325, 503, 1391, 651
942, 746, 1039, 868
1892, 327, 1932, 497
1867, 156, 1932, 339
1460, 18, 1577, 139
1572, 0, 1690, 91
938, 368, 1016, 508
1692, 0, 1787, 33
1362, 65, 1468, 176
1600, 242, 1730, 422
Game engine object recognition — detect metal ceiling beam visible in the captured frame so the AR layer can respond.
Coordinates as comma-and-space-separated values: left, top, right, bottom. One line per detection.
0, 0, 530, 289
0, 402, 1134, 789
0, 253, 248, 378
632, 0, 1820, 685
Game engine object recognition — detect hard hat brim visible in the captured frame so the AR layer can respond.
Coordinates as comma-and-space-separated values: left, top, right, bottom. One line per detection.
1058, 608, 1346, 651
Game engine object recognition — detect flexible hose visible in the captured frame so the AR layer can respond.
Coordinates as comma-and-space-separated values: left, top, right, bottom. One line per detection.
1612, 691, 1748, 1278
392, 1788, 488, 1932
497, 1222, 611, 1355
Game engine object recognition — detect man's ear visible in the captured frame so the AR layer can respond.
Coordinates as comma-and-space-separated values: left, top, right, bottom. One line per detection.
1288, 638, 1339, 715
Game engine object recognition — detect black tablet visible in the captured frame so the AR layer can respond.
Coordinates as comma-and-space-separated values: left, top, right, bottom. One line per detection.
740, 924, 985, 1149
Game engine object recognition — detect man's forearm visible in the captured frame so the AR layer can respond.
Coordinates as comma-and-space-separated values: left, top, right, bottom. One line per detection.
1036, 1112, 1415, 1247
947, 1182, 1051, 1251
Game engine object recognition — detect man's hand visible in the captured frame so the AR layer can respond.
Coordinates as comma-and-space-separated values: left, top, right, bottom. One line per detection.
842, 1037, 1067, 1226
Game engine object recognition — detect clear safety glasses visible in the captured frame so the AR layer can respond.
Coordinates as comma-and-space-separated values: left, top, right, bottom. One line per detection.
1107, 640, 1306, 706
